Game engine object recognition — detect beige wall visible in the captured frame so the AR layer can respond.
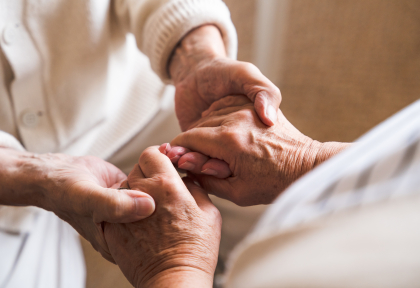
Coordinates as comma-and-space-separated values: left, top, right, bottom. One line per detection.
278, 0, 420, 142
224, 0, 256, 62
226, 0, 420, 142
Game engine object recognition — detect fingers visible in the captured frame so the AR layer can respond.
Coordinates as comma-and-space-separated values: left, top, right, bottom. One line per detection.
171, 127, 223, 160
190, 173, 235, 203
159, 143, 232, 178
138, 146, 179, 179
201, 158, 231, 178
158, 143, 171, 155
167, 146, 190, 163
87, 182, 155, 223
182, 177, 217, 214
230, 62, 281, 126
178, 152, 209, 173
201, 95, 251, 118
178, 153, 231, 178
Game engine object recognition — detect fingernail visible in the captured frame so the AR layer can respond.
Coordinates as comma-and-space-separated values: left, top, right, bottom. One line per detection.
201, 168, 218, 176
162, 143, 168, 154
159, 143, 167, 154
178, 161, 195, 170
135, 197, 155, 217
170, 155, 180, 162
266, 105, 277, 125
165, 143, 171, 153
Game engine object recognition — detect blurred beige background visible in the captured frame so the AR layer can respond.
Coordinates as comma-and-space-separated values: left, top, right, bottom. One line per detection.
82, 1, 420, 287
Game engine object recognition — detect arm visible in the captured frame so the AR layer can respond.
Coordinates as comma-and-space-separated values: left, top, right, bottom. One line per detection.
169, 25, 226, 83
0, 147, 155, 262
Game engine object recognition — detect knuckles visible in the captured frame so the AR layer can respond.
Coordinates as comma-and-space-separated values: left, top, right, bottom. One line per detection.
240, 62, 260, 76
219, 112, 255, 150
232, 108, 256, 122
219, 127, 244, 148
138, 147, 156, 164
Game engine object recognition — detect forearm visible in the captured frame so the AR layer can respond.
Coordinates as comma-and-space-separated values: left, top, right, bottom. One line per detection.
314, 142, 352, 167
169, 25, 226, 83
141, 268, 213, 288
287, 140, 352, 184
0, 148, 46, 207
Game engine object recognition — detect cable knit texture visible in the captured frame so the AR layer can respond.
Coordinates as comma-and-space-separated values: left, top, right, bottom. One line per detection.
141, 0, 238, 82
0, 131, 25, 151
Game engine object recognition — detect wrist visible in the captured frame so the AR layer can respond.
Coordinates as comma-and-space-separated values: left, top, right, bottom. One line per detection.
169, 25, 227, 83
0, 148, 47, 207
294, 140, 351, 179
141, 267, 213, 288
313, 142, 352, 167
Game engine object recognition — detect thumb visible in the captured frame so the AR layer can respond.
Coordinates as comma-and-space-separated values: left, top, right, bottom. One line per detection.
86, 183, 155, 223
230, 62, 281, 126
253, 90, 280, 126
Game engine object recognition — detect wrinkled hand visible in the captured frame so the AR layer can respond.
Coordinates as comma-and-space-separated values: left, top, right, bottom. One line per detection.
170, 96, 349, 206
158, 143, 232, 179
170, 25, 281, 131
104, 147, 221, 288
3, 150, 156, 262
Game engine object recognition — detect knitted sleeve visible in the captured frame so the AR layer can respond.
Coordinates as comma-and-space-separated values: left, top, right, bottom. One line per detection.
113, 0, 238, 83
0, 131, 25, 151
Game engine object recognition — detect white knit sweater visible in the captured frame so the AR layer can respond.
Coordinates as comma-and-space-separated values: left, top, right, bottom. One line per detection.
0, 0, 237, 159
0, 0, 237, 233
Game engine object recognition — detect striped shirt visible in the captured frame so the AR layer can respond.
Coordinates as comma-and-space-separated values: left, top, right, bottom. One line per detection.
252, 99, 420, 239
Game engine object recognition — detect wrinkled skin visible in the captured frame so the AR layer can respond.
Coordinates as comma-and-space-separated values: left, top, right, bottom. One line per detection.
104, 147, 221, 288
0, 149, 155, 262
170, 96, 338, 206
169, 25, 281, 132
174, 57, 281, 131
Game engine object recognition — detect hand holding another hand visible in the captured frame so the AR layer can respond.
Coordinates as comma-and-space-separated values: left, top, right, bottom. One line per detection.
169, 96, 350, 206
104, 147, 221, 288
170, 25, 281, 131
0, 149, 155, 262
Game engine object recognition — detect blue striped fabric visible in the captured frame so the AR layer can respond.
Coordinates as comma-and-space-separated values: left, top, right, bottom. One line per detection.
253, 100, 420, 236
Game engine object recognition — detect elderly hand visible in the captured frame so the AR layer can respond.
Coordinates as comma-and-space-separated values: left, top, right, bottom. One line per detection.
170, 96, 351, 206
169, 25, 281, 131
104, 147, 221, 288
0, 148, 155, 262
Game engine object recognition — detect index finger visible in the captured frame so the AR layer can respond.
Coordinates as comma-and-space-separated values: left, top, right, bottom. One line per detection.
170, 127, 226, 162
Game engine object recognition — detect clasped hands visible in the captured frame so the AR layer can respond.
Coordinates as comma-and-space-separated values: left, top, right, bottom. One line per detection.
0, 25, 348, 287
102, 94, 350, 287
100, 26, 351, 287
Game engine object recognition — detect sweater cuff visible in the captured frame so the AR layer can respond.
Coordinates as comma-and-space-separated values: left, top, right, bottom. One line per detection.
142, 0, 238, 83
0, 131, 25, 151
